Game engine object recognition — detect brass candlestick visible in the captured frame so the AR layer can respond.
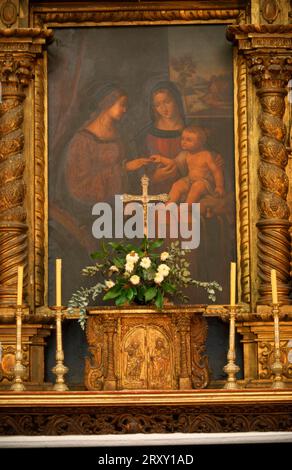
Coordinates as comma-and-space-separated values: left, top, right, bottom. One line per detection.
271, 303, 286, 389
51, 306, 69, 391
223, 305, 241, 390
11, 306, 26, 391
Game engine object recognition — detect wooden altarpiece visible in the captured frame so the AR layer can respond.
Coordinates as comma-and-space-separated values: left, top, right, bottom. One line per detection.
0, 0, 292, 435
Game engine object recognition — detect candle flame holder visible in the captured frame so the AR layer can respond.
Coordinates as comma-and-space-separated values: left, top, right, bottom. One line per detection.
51, 306, 69, 391
271, 303, 286, 389
11, 305, 26, 391
223, 305, 241, 390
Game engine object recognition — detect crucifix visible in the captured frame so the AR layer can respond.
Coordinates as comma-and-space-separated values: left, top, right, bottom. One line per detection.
121, 174, 169, 237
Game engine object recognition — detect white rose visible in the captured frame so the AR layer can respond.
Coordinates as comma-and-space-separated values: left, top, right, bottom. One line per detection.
105, 280, 115, 289
109, 265, 119, 272
126, 251, 139, 263
140, 257, 151, 269
158, 263, 170, 277
160, 252, 169, 261
125, 262, 135, 273
130, 275, 140, 285
154, 272, 164, 284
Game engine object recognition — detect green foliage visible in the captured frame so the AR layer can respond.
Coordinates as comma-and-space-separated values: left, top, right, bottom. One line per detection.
68, 237, 222, 327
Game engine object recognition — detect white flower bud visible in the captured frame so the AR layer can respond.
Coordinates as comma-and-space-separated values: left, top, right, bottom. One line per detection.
105, 280, 115, 289
154, 272, 164, 284
130, 275, 140, 285
160, 252, 169, 261
140, 257, 151, 269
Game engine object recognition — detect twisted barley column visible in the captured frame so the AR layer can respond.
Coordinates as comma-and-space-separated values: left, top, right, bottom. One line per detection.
34, 59, 45, 306
0, 53, 32, 306
249, 54, 292, 304
237, 56, 251, 304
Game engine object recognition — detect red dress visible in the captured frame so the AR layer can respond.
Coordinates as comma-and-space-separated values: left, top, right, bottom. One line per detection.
141, 126, 182, 194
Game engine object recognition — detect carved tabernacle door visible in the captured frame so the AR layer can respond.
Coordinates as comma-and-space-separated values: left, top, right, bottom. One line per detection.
85, 306, 209, 391
121, 325, 173, 390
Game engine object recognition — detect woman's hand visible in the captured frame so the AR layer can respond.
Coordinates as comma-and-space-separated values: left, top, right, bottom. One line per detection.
125, 158, 151, 171
150, 154, 173, 166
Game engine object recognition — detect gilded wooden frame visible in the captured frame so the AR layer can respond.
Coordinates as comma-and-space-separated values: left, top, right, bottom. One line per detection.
1, 0, 291, 318
28, 1, 252, 315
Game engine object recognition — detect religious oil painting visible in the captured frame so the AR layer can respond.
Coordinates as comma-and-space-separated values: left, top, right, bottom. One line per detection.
48, 25, 236, 306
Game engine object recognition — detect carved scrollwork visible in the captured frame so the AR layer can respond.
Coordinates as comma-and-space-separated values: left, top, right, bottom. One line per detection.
258, 340, 292, 379
85, 316, 104, 391
190, 315, 209, 389
1, 403, 292, 435
0, 344, 29, 383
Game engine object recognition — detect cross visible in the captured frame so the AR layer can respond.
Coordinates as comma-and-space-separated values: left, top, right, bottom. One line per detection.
121, 174, 169, 236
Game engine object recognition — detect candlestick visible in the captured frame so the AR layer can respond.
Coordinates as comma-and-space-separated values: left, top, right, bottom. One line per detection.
56, 259, 62, 307
11, 306, 26, 391
271, 269, 278, 304
271, 303, 286, 389
230, 262, 236, 306
223, 306, 241, 389
17, 265, 23, 306
51, 306, 69, 391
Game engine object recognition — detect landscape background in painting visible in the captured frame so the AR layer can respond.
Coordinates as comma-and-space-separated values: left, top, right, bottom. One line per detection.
47, 26, 241, 385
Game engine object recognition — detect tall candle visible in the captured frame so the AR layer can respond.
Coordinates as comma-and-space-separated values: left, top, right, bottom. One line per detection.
56, 259, 62, 307
17, 265, 23, 306
271, 269, 278, 304
230, 262, 236, 306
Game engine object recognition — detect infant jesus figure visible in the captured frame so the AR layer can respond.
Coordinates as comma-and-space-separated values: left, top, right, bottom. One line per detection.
150, 125, 225, 205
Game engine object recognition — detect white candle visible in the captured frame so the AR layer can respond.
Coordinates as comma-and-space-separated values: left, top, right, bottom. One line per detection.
17, 265, 24, 306
56, 259, 62, 307
230, 262, 236, 306
271, 269, 278, 304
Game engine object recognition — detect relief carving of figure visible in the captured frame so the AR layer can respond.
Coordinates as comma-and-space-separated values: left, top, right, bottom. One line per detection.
125, 340, 144, 381
150, 337, 170, 384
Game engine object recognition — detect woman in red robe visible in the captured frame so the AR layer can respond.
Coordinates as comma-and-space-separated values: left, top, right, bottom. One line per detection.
134, 81, 186, 194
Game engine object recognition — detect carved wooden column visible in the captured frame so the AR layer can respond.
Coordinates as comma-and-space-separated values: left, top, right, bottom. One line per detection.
103, 316, 118, 390
227, 25, 292, 305
0, 29, 52, 309
0, 51, 31, 306
176, 314, 192, 389
251, 53, 292, 304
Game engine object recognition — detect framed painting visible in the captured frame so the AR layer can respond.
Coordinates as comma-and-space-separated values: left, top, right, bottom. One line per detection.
47, 24, 236, 307
35, 2, 246, 386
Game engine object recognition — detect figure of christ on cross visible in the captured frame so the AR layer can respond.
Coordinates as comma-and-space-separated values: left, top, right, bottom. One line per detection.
122, 175, 169, 237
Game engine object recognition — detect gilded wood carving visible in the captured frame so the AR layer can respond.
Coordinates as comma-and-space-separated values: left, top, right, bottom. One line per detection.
0, 52, 31, 306
0, 28, 52, 308
1, 400, 292, 434
85, 309, 209, 391
227, 24, 292, 306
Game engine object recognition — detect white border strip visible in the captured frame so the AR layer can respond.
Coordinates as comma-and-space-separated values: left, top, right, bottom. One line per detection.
0, 432, 292, 448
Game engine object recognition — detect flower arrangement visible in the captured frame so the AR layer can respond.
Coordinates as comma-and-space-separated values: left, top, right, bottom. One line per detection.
68, 237, 222, 328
